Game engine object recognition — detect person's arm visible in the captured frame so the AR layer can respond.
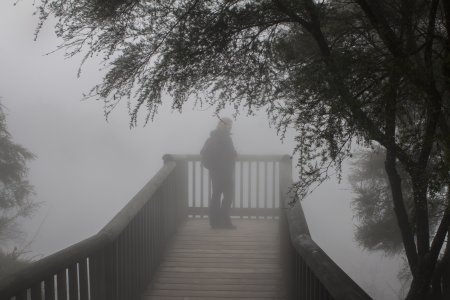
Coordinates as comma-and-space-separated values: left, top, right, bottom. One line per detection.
228, 135, 237, 158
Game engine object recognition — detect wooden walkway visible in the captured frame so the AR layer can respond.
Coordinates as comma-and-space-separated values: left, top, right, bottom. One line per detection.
142, 218, 286, 300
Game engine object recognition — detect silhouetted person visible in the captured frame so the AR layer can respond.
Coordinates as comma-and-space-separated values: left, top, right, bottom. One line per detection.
201, 117, 237, 229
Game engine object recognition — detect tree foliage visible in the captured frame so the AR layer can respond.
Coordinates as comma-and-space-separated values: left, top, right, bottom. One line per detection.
0, 102, 36, 246
349, 147, 445, 255
349, 148, 413, 255
36, 1, 450, 298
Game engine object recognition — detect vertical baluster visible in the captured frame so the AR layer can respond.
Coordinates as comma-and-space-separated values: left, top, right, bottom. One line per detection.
104, 245, 115, 300
68, 263, 79, 300
45, 275, 56, 300
117, 234, 124, 300
139, 213, 145, 292
273, 162, 276, 218
301, 258, 306, 300
119, 239, 124, 299
314, 276, 319, 300
192, 160, 196, 216
79, 258, 89, 300
233, 162, 237, 212
130, 223, 137, 298
307, 266, 312, 300
149, 199, 155, 275
239, 161, 243, 219
247, 161, 251, 218
90, 251, 106, 300
146, 201, 152, 281
121, 231, 128, 299
16, 290, 28, 300
30, 282, 42, 300
57, 269, 68, 300
200, 161, 204, 217
142, 204, 148, 284
256, 161, 260, 218
264, 161, 268, 219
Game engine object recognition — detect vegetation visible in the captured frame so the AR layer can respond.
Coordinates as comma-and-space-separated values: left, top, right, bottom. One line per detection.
349, 147, 447, 295
0, 101, 36, 276
0, 249, 30, 279
35, 1, 450, 298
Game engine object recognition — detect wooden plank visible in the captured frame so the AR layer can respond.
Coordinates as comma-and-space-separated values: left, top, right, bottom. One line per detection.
163, 257, 279, 263
150, 283, 284, 292
158, 266, 281, 273
146, 289, 284, 298
154, 277, 282, 285
169, 244, 278, 250
145, 297, 286, 300
157, 271, 282, 279
170, 240, 278, 246
163, 252, 279, 260
187, 207, 279, 217
142, 218, 284, 299
160, 261, 281, 269
167, 249, 279, 255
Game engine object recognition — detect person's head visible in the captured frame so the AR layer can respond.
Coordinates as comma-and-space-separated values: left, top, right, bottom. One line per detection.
217, 117, 233, 132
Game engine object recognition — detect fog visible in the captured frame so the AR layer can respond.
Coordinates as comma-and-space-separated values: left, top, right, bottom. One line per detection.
1, 2, 405, 299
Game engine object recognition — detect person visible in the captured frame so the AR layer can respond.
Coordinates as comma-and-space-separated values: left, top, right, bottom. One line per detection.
200, 117, 237, 229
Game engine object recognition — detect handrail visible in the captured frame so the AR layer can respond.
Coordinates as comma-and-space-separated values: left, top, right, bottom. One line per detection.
177, 154, 283, 218
279, 156, 372, 300
0, 153, 373, 300
0, 160, 178, 300
167, 153, 286, 161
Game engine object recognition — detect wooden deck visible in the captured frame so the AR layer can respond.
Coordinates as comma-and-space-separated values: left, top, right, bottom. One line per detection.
142, 218, 286, 300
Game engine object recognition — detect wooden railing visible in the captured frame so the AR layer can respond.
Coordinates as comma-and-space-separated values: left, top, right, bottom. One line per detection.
0, 156, 187, 300
173, 154, 283, 219
278, 156, 372, 300
0, 154, 372, 300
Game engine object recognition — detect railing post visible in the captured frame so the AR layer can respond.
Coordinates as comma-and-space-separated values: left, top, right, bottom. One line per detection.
278, 155, 295, 299
90, 251, 107, 300
279, 155, 293, 210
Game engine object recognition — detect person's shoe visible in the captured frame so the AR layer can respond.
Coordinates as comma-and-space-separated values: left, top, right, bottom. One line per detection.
210, 224, 220, 229
221, 223, 237, 230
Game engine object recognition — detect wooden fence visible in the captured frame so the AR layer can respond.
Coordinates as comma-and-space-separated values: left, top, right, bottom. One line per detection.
278, 156, 372, 300
0, 154, 372, 300
0, 157, 186, 300
170, 154, 283, 218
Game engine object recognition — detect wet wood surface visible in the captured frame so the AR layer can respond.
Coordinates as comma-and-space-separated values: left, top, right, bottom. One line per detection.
142, 218, 286, 300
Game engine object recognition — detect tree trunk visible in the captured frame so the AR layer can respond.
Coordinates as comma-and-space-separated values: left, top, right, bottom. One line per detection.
406, 259, 435, 300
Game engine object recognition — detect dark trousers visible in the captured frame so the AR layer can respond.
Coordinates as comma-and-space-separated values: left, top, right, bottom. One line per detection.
209, 170, 234, 226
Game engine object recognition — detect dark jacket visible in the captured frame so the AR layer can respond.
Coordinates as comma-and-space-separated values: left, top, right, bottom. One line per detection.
200, 129, 237, 174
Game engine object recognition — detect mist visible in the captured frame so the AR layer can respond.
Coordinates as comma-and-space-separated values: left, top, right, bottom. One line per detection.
0, 2, 406, 299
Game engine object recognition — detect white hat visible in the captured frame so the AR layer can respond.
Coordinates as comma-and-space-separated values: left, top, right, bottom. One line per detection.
217, 117, 233, 130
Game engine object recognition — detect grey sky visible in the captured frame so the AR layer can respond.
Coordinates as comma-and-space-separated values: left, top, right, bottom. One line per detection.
0, 2, 404, 299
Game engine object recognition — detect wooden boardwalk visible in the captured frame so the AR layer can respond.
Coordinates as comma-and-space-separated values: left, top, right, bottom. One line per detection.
142, 218, 286, 300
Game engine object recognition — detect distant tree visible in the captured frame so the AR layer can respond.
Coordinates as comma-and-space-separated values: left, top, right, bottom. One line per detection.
349, 147, 414, 255
0, 101, 36, 248
0, 249, 30, 279
35, 1, 450, 298
349, 147, 448, 295
349, 148, 446, 254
